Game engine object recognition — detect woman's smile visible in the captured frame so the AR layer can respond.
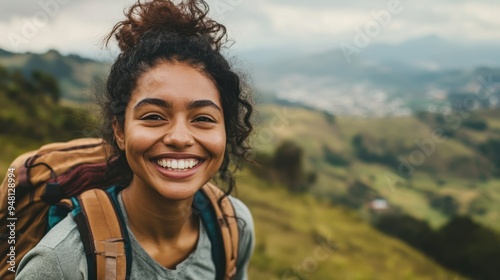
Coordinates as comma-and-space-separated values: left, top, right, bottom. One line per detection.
151, 153, 205, 179
155, 158, 201, 171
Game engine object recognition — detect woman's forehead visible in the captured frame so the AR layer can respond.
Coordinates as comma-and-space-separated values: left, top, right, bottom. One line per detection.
131, 61, 221, 105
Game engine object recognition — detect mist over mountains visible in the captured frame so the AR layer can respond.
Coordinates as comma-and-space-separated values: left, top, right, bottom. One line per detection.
244, 35, 500, 116
1, 35, 500, 115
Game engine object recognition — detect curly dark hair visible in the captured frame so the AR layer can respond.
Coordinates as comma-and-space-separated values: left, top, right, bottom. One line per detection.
99, 0, 253, 195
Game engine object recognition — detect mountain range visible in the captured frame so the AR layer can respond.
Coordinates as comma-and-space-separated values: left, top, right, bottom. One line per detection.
0, 48, 108, 102
1, 35, 499, 115
246, 35, 500, 116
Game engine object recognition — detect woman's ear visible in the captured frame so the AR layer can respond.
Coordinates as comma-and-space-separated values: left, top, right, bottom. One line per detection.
112, 118, 125, 150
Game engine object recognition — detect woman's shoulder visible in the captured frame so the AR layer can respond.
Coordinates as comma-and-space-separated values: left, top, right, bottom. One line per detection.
16, 214, 86, 279
227, 195, 254, 277
37, 213, 82, 249
228, 196, 253, 225
227, 195, 254, 241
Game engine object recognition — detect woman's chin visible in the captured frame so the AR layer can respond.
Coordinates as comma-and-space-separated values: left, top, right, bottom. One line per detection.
153, 182, 202, 201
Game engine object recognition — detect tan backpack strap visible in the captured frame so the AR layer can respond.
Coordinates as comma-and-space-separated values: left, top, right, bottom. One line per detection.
202, 183, 239, 280
78, 189, 127, 280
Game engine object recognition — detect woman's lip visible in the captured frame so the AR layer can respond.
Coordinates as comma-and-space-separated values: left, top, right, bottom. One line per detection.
152, 153, 204, 160
152, 160, 203, 179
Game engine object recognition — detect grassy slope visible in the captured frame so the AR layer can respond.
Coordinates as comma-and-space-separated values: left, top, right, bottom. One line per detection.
236, 172, 463, 279
0, 51, 108, 101
0, 87, 98, 175
255, 104, 500, 230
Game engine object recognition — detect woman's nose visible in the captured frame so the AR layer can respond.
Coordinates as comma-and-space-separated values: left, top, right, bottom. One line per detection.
162, 121, 194, 149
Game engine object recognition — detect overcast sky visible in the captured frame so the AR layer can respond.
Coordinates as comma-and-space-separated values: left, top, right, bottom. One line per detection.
1, 0, 499, 60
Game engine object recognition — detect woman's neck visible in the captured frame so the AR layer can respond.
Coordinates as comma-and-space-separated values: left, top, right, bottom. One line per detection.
121, 178, 199, 244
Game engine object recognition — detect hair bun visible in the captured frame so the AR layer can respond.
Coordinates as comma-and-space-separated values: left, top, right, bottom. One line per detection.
107, 0, 227, 52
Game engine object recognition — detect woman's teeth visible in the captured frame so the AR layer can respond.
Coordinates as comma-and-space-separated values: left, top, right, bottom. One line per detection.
156, 159, 200, 171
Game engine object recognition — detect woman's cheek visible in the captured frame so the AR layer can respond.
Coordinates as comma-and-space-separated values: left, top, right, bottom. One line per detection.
124, 124, 161, 155
204, 130, 226, 154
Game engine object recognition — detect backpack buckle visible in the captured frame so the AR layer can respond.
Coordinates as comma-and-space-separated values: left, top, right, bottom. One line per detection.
94, 238, 125, 258
41, 182, 65, 205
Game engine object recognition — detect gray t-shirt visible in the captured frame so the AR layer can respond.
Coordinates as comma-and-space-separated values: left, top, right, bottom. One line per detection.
16, 194, 254, 280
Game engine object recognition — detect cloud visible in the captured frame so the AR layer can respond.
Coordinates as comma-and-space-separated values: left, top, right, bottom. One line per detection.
228, 0, 500, 51
0, 0, 499, 57
0, 0, 129, 58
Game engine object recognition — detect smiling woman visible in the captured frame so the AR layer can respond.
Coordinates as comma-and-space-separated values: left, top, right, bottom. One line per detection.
15, 0, 254, 279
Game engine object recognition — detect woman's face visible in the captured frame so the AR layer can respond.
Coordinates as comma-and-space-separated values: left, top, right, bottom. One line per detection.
114, 61, 226, 200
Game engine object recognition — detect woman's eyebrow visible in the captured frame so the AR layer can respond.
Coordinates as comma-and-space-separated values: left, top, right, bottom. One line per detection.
187, 99, 221, 112
133, 98, 172, 111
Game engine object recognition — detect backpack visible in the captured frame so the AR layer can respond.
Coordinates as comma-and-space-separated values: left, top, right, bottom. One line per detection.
0, 138, 239, 280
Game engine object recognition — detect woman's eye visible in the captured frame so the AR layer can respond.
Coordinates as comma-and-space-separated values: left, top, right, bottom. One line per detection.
141, 114, 164, 121
194, 116, 215, 123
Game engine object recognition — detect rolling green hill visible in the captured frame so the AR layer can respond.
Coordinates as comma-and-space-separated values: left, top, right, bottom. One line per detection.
0, 48, 108, 102
253, 104, 500, 232
238, 172, 463, 279
0, 65, 98, 172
